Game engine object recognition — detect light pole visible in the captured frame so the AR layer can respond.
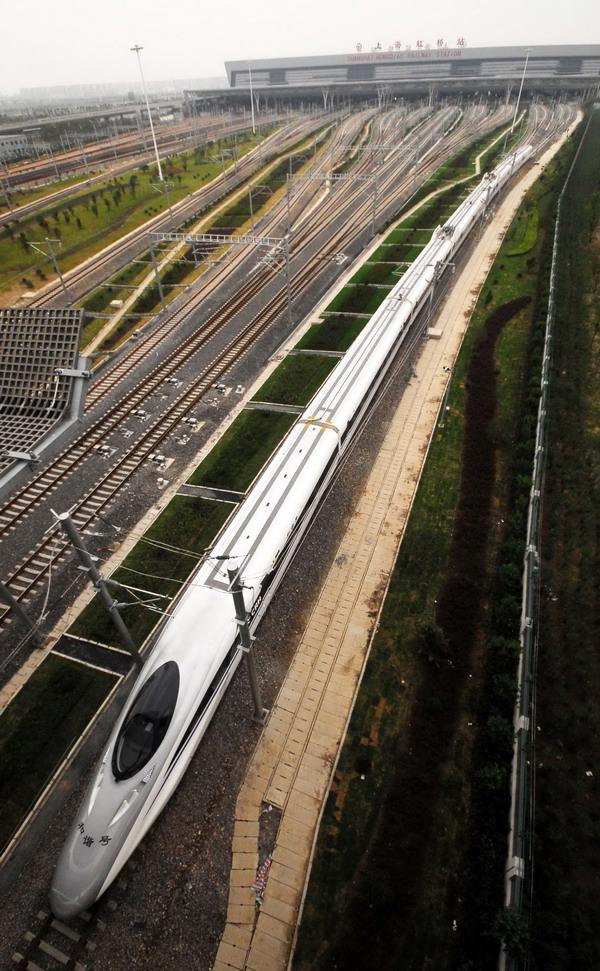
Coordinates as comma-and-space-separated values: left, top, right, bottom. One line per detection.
511, 48, 531, 137
131, 44, 164, 182
249, 63, 256, 135
227, 567, 268, 723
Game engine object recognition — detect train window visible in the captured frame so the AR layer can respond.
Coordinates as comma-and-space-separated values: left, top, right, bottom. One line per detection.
112, 662, 180, 781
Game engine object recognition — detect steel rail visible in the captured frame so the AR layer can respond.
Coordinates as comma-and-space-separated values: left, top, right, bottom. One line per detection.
0, 108, 468, 531
0, 107, 498, 549
22, 116, 329, 308
0, 109, 485, 631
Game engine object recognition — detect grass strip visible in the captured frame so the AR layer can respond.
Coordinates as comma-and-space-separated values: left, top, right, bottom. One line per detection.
506, 204, 539, 256
69, 496, 232, 649
296, 316, 369, 352
319, 179, 472, 324
0, 129, 272, 296
325, 283, 394, 317
0, 170, 100, 214
0, 654, 116, 853
81, 125, 334, 344
188, 410, 297, 492
251, 354, 338, 406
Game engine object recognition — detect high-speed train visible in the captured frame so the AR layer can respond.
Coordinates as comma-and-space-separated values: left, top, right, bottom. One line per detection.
50, 144, 532, 918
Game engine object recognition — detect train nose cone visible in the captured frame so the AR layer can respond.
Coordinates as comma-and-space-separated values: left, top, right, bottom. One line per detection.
49, 882, 95, 920
50, 825, 117, 919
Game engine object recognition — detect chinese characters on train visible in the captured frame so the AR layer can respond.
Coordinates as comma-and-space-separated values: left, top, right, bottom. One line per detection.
77, 822, 112, 847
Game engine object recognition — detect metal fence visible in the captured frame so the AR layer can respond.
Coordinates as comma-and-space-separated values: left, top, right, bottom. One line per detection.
501, 112, 592, 971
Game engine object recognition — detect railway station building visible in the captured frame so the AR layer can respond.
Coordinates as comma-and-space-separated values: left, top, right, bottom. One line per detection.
186, 44, 600, 111
224, 45, 600, 92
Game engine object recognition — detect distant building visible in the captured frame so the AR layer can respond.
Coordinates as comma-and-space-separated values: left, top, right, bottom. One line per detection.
0, 132, 32, 161
17, 78, 227, 105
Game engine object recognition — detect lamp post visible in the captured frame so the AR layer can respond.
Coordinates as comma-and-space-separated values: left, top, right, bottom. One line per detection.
511, 48, 531, 137
131, 44, 164, 182
249, 63, 256, 135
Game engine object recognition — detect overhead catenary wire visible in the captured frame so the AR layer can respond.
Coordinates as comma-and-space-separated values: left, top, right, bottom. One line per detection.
0, 532, 63, 674
0, 103, 541, 659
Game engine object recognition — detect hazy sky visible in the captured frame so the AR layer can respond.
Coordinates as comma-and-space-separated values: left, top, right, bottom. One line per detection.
1, 0, 598, 92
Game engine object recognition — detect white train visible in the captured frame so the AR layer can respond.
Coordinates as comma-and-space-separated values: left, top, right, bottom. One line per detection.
50, 144, 532, 918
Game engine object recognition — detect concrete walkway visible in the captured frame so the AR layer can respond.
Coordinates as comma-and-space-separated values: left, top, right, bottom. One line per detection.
212, 116, 581, 971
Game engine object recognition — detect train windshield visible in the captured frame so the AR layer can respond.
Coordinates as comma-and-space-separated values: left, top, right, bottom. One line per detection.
112, 661, 180, 781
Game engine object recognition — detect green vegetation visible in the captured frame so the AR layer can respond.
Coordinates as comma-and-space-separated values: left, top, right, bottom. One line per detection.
406, 119, 524, 212
0, 129, 271, 297
0, 170, 100, 215
293, 119, 582, 971
80, 258, 149, 315
318, 178, 472, 325
296, 316, 369, 352
69, 496, 232, 648
331, 119, 372, 176
325, 282, 395, 316
78, 125, 333, 348
531, 111, 600, 971
507, 204, 539, 256
188, 410, 296, 492
478, 125, 523, 173
251, 354, 338, 406
203, 140, 319, 232
0, 654, 116, 853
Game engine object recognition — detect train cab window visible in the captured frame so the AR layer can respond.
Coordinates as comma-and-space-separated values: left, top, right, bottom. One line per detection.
112, 662, 180, 781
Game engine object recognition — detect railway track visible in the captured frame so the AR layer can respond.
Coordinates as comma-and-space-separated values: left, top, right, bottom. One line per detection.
21, 114, 329, 309
0, 100, 580, 971
0, 113, 287, 229
0, 108, 449, 542
83, 104, 441, 398
0, 115, 387, 533
0, 104, 502, 622
2, 112, 266, 190
0, 103, 531, 646
11, 862, 136, 971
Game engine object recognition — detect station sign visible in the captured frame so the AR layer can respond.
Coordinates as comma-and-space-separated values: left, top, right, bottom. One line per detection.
353, 38, 467, 59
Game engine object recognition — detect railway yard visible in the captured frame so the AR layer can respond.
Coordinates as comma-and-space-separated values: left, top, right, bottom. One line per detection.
0, 84, 591, 971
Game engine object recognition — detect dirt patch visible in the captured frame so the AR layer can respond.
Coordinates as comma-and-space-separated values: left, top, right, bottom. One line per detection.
436, 297, 531, 648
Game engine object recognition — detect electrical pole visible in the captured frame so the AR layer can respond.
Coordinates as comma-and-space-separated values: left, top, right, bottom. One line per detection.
283, 236, 292, 326
107, 119, 118, 159
54, 510, 141, 667
371, 177, 379, 237
136, 108, 148, 152
27, 238, 68, 295
45, 143, 59, 181
131, 44, 164, 182
149, 246, 167, 311
227, 567, 268, 723
79, 140, 90, 179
